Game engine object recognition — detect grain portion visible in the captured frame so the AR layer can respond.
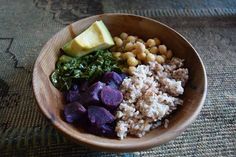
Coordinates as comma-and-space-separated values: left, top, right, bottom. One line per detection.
115, 58, 188, 139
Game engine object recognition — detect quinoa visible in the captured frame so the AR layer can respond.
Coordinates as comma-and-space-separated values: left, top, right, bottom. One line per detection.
115, 58, 188, 139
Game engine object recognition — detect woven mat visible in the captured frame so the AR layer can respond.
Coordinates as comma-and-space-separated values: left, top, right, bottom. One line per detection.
0, 0, 236, 156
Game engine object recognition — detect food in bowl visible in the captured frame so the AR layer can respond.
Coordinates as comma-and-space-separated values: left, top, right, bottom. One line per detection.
50, 20, 189, 139
116, 59, 188, 139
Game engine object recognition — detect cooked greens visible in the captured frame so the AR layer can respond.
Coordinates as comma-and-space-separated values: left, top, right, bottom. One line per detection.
50, 50, 121, 91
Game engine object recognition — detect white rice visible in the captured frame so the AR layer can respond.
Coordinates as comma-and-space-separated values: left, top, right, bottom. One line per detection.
115, 58, 189, 139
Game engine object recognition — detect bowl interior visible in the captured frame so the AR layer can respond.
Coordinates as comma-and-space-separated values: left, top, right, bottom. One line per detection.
33, 14, 207, 152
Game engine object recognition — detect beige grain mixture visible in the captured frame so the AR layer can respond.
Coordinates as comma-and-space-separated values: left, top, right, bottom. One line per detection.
115, 58, 189, 139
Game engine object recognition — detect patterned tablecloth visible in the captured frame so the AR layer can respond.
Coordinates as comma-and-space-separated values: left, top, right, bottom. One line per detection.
0, 0, 235, 156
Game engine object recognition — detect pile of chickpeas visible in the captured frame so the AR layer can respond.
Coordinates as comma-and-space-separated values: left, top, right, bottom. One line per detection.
111, 32, 173, 75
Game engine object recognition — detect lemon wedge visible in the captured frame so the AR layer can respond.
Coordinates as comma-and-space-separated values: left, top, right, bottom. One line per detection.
62, 21, 114, 57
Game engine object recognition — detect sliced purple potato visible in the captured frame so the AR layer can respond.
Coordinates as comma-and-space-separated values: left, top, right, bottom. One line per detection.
87, 105, 116, 137
100, 86, 123, 108
99, 123, 115, 136
71, 84, 79, 91
119, 73, 127, 80
78, 80, 89, 92
63, 102, 86, 123
81, 81, 105, 105
86, 123, 115, 137
87, 105, 115, 127
102, 72, 123, 86
106, 80, 119, 89
64, 84, 79, 103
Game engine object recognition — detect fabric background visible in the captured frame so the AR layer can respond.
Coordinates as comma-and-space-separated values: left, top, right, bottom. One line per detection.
0, 0, 235, 156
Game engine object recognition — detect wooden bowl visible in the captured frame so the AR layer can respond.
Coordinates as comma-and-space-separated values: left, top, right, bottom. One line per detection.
33, 13, 207, 152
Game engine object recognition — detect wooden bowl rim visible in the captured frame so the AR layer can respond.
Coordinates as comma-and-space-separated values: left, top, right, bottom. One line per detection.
32, 13, 207, 152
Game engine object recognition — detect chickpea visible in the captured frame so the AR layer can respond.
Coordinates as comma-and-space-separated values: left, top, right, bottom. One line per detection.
128, 66, 136, 75
127, 57, 139, 66
161, 55, 166, 60
125, 42, 135, 51
146, 53, 156, 62
149, 46, 158, 54
122, 67, 129, 73
138, 60, 141, 65
144, 49, 150, 54
166, 50, 173, 59
153, 38, 161, 46
122, 39, 128, 45
159, 45, 167, 55
131, 49, 137, 56
127, 36, 136, 43
112, 52, 121, 59
122, 52, 135, 60
146, 39, 156, 47
116, 47, 123, 52
137, 52, 146, 60
120, 32, 128, 40
113, 37, 123, 47
136, 38, 145, 43
135, 42, 146, 54
156, 55, 165, 64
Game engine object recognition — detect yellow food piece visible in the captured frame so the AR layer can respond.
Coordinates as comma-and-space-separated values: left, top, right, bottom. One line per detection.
122, 52, 135, 60
112, 52, 122, 59
159, 45, 167, 55
146, 53, 156, 62
135, 42, 146, 54
153, 38, 161, 46
137, 52, 146, 60
120, 32, 128, 40
146, 39, 156, 47
127, 36, 136, 42
149, 46, 158, 54
62, 21, 114, 57
128, 66, 136, 75
125, 42, 135, 51
113, 37, 123, 47
166, 50, 173, 59
156, 55, 165, 64
127, 57, 139, 66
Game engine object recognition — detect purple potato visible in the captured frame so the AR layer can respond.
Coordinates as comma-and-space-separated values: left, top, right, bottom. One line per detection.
79, 80, 89, 92
107, 80, 119, 89
119, 73, 127, 80
81, 81, 105, 105
86, 123, 115, 137
102, 72, 123, 86
64, 102, 86, 123
100, 86, 123, 108
100, 124, 115, 136
71, 84, 79, 91
64, 84, 79, 103
87, 105, 115, 127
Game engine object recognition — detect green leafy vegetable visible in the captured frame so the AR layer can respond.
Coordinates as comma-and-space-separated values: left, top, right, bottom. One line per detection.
50, 50, 121, 91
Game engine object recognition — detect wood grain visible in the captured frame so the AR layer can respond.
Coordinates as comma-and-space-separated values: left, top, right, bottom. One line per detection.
32, 13, 207, 152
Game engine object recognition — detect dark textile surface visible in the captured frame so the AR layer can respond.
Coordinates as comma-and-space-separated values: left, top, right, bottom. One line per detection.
0, 0, 235, 156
